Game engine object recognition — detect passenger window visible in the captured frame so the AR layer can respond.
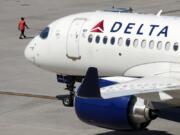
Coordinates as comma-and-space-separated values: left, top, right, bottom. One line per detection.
141, 40, 146, 48
88, 34, 93, 43
149, 40, 154, 49
174, 42, 179, 51
110, 37, 115, 45
103, 36, 108, 44
95, 35, 100, 44
157, 41, 162, 50
126, 38, 131, 47
118, 37, 123, 46
133, 39, 138, 48
165, 42, 171, 51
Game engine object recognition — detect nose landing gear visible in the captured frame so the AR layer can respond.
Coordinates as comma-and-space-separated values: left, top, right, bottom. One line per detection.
62, 94, 74, 107
62, 81, 75, 107
57, 75, 82, 107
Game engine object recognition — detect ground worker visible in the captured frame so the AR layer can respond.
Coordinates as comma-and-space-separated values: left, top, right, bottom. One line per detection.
18, 17, 29, 39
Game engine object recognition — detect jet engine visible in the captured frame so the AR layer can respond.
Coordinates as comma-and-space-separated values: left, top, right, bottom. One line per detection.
74, 67, 158, 130
75, 96, 157, 130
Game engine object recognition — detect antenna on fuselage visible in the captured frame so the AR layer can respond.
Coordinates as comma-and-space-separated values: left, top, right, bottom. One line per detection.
156, 9, 163, 16
129, 7, 133, 13
112, 0, 116, 9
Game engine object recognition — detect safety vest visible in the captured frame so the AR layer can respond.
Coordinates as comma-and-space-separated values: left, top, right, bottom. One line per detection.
19, 20, 25, 31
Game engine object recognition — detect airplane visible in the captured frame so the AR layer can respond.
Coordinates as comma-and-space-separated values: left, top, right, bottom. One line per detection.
24, 7, 180, 129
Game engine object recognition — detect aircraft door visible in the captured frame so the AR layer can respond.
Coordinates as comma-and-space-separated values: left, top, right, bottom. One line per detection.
66, 18, 86, 60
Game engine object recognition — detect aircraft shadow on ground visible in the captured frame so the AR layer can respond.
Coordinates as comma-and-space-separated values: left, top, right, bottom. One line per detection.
97, 130, 172, 135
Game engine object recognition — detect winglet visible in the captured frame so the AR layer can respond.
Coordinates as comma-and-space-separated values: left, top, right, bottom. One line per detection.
77, 67, 101, 98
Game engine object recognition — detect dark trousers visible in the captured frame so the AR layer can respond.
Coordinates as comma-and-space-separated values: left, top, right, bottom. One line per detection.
19, 29, 26, 38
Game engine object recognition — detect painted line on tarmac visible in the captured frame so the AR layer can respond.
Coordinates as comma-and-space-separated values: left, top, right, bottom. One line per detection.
0, 91, 57, 100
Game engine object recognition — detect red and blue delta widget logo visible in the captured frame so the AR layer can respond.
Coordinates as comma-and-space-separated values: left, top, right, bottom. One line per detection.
91, 20, 169, 37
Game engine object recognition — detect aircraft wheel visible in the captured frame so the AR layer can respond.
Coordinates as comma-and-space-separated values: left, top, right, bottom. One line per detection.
63, 96, 74, 107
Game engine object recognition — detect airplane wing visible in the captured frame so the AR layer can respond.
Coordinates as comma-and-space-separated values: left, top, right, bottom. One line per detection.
99, 69, 180, 122
100, 76, 180, 105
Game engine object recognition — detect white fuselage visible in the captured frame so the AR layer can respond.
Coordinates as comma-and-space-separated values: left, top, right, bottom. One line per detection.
25, 11, 180, 77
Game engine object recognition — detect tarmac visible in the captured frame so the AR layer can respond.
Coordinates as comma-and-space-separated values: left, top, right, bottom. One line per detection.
0, 0, 179, 134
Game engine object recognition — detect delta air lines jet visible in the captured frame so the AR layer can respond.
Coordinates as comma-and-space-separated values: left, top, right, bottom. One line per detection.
24, 8, 180, 130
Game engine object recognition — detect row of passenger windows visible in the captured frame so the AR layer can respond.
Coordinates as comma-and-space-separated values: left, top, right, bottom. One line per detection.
88, 34, 179, 51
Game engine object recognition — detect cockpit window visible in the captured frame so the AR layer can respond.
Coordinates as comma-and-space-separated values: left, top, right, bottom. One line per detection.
40, 27, 49, 39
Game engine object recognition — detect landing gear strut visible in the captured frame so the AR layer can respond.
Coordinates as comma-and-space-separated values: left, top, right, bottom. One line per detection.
62, 80, 75, 107
57, 75, 82, 107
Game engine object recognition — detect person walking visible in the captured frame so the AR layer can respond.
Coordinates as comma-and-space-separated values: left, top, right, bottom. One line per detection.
18, 17, 29, 39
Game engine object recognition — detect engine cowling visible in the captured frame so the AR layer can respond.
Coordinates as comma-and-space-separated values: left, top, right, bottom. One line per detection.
75, 67, 158, 130
75, 96, 157, 130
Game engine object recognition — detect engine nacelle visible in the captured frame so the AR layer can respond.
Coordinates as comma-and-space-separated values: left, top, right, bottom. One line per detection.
75, 67, 158, 130
75, 96, 157, 130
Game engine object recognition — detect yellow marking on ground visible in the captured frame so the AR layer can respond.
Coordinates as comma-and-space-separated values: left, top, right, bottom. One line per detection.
0, 91, 57, 100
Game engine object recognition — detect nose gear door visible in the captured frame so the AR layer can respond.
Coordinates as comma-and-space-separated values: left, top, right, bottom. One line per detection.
66, 18, 86, 60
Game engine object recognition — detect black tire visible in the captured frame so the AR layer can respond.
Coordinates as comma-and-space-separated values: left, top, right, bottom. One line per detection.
63, 96, 74, 107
